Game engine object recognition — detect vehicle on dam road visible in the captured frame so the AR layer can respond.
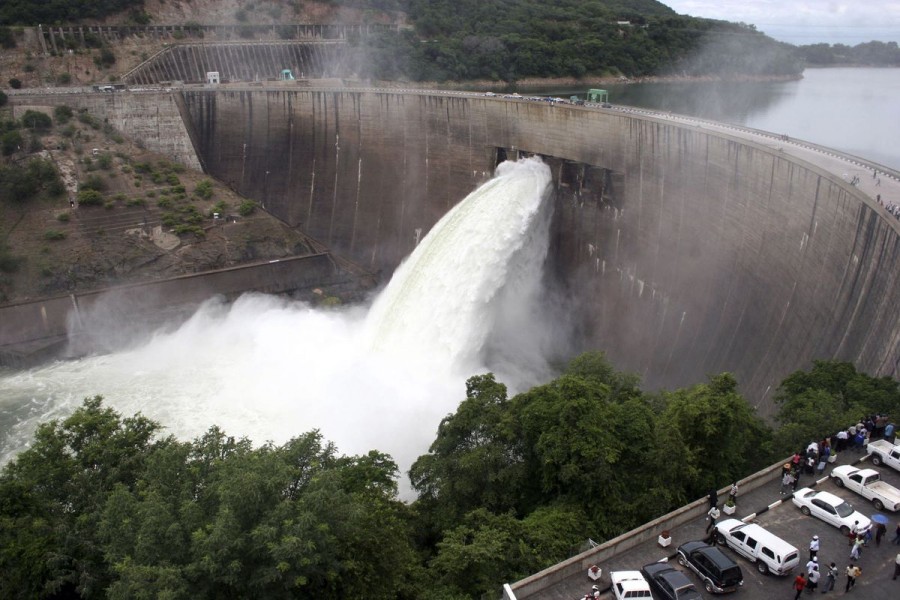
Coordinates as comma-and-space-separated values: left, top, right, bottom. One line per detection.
639, 562, 703, 600
830, 465, 900, 511
714, 519, 799, 576
676, 541, 744, 593
791, 488, 872, 534
610, 570, 652, 600
867, 439, 900, 473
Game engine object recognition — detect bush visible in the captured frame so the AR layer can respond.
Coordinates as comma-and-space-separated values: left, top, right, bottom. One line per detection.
8, 78, 21, 89
56, 212, 71, 222
21, 110, 51, 130
0, 90, 7, 107
56, 72, 72, 85
80, 174, 106, 192
94, 47, 116, 68
238, 200, 257, 216
0, 27, 17, 49
97, 153, 113, 170
1, 130, 23, 156
166, 173, 180, 186
76, 189, 104, 206
53, 105, 74, 124
194, 179, 214, 199
43, 230, 66, 241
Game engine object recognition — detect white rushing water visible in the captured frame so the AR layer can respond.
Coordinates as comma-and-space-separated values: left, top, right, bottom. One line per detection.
0, 158, 554, 487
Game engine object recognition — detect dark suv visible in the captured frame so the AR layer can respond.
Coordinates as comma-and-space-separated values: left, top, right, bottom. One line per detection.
676, 541, 744, 593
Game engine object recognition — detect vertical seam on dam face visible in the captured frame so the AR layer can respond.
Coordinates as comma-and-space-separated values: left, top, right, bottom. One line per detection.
167, 90, 900, 411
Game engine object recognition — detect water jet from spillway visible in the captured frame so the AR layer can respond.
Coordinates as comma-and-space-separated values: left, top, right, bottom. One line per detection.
0, 158, 554, 488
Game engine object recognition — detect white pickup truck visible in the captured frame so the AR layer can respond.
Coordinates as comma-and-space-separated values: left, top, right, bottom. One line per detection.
867, 439, 900, 473
830, 465, 900, 511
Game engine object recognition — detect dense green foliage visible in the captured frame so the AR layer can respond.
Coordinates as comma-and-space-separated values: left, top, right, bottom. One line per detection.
772, 359, 900, 455
349, 0, 802, 81
0, 0, 145, 26
1, 356, 895, 598
0, 397, 421, 599
0, 157, 64, 203
796, 41, 900, 66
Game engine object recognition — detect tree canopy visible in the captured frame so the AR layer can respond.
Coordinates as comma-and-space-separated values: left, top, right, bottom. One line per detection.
2, 357, 893, 598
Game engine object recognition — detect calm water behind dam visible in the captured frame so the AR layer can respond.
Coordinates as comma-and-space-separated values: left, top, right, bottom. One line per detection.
542, 67, 900, 170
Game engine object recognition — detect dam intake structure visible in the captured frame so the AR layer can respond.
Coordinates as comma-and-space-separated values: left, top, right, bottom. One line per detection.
5, 84, 900, 418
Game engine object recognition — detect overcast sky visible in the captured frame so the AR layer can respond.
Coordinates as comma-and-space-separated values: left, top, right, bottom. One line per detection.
663, 0, 900, 45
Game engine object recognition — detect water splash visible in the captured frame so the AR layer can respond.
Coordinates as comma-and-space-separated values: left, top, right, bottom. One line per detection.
0, 158, 555, 487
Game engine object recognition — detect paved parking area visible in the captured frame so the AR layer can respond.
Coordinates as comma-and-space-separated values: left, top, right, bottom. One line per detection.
528, 452, 900, 600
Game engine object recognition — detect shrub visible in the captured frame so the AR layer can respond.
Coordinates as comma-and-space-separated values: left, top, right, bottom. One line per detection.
44, 230, 66, 241
125, 197, 146, 208
76, 189, 104, 206
238, 200, 257, 216
96, 153, 113, 170
80, 174, 106, 192
0, 27, 17, 49
53, 105, 74, 124
1, 130, 23, 156
56, 213, 71, 222
8, 78, 21, 89
194, 179, 214, 199
0, 90, 7, 107
21, 110, 51, 130
94, 47, 116, 68
56, 72, 72, 85
166, 173, 180, 186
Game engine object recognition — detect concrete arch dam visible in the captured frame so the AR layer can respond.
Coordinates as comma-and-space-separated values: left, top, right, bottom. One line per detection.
179, 89, 899, 414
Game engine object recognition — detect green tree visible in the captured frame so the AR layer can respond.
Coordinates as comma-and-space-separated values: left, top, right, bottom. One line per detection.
21, 109, 51, 130
661, 373, 772, 499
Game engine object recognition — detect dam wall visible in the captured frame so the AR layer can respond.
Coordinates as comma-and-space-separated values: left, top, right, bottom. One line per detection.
123, 42, 350, 85
181, 89, 900, 412
11, 92, 202, 170
0, 254, 344, 367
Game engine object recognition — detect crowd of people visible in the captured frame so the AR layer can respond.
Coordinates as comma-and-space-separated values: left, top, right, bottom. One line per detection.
786, 414, 899, 595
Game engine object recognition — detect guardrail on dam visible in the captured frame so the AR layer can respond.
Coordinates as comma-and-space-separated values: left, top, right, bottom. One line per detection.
10, 88, 899, 413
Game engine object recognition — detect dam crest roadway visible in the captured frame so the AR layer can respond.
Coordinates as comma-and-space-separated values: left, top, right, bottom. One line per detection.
5, 83, 900, 416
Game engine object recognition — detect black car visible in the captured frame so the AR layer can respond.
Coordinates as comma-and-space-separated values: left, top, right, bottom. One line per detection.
640, 562, 704, 600
676, 541, 744, 593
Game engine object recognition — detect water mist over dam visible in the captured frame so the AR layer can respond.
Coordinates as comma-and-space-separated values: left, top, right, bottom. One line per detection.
176, 87, 899, 413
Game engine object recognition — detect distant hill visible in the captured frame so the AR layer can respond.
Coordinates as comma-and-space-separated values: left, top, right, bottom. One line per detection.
0, 0, 804, 81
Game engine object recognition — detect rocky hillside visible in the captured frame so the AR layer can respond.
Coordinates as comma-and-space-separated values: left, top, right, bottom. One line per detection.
0, 103, 335, 306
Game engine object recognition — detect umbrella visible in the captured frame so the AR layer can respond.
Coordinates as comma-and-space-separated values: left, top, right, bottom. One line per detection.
871, 513, 889, 525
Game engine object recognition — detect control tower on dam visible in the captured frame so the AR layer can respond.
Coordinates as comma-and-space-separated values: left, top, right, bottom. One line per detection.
178, 88, 899, 413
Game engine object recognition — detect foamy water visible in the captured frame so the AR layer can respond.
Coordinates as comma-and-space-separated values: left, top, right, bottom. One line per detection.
0, 158, 554, 489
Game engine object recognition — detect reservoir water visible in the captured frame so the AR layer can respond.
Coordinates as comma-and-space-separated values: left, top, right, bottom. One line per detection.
544, 68, 900, 170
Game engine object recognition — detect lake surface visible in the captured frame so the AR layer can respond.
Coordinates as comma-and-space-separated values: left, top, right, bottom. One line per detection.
542, 68, 900, 170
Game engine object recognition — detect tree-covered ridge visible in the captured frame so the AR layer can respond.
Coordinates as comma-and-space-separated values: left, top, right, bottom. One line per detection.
0, 0, 146, 26
796, 41, 900, 66
3, 356, 895, 598
352, 1, 801, 82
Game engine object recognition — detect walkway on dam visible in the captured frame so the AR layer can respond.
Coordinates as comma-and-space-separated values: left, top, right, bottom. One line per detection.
512, 450, 900, 600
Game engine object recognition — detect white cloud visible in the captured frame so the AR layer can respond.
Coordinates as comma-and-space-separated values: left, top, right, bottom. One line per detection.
663, 0, 900, 44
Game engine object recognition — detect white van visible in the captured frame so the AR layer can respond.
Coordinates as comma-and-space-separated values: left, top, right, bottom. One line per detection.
714, 518, 799, 576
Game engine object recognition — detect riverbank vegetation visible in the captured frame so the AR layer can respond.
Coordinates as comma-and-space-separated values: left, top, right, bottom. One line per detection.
2, 354, 896, 598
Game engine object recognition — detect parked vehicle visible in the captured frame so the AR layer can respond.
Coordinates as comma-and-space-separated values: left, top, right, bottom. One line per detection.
714, 518, 799, 575
791, 488, 872, 534
640, 562, 703, 600
867, 439, 900, 472
676, 541, 744, 593
610, 570, 653, 600
830, 465, 900, 511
